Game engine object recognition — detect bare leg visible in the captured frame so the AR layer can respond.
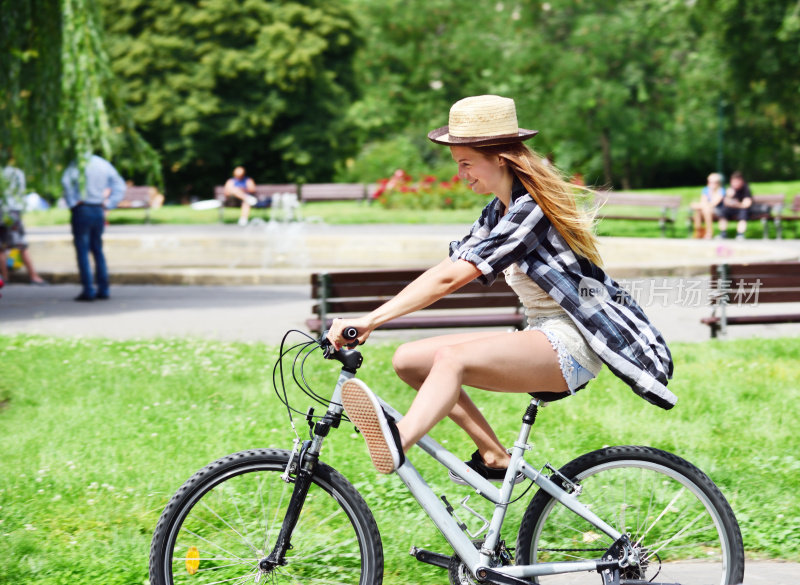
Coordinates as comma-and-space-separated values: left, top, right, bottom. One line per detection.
392, 330, 566, 465
226, 187, 253, 223
736, 219, 747, 236
19, 248, 45, 283
701, 205, 714, 239
690, 204, 702, 233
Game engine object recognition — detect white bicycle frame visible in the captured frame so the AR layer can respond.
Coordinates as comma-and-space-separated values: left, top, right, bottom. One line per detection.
321, 370, 623, 581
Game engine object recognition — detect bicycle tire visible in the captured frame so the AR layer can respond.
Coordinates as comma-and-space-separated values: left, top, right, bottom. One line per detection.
516, 445, 744, 585
149, 448, 383, 585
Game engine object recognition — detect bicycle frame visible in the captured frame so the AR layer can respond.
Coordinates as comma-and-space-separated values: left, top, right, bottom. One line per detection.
284, 365, 625, 582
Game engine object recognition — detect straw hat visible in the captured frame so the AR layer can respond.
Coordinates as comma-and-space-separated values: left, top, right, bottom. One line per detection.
428, 95, 538, 147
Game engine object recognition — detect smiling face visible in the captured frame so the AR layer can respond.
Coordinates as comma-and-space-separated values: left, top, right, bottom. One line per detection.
450, 146, 512, 197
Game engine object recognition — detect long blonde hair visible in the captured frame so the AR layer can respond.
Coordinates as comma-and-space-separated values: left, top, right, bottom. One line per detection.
476, 142, 602, 266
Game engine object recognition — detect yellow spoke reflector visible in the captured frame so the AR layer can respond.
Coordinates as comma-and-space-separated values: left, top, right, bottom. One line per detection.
185, 546, 200, 575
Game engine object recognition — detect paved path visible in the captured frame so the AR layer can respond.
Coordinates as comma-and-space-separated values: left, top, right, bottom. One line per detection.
3, 280, 800, 345
4, 223, 800, 343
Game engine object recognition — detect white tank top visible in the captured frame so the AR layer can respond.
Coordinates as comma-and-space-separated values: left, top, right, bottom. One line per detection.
503, 263, 603, 374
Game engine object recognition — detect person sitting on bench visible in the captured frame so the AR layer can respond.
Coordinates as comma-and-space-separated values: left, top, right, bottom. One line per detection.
716, 171, 752, 240
690, 172, 725, 239
223, 166, 258, 226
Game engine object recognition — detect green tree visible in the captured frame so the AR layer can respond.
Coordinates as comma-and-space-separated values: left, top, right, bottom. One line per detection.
519, 0, 726, 188
698, 0, 800, 180
100, 0, 363, 198
341, 0, 729, 188
340, 0, 542, 181
0, 0, 160, 196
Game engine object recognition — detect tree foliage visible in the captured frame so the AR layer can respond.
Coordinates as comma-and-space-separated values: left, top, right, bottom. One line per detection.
4, 0, 800, 196
341, 0, 799, 188
698, 0, 800, 179
100, 0, 363, 198
0, 0, 160, 196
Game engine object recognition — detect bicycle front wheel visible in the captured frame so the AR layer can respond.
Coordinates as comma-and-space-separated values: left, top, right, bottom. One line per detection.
517, 446, 744, 585
149, 449, 383, 585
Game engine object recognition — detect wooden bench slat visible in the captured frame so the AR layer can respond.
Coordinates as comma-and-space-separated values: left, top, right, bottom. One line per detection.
593, 192, 681, 235
306, 313, 525, 333
599, 215, 670, 222
310, 268, 426, 283
595, 192, 683, 207
308, 269, 525, 333
702, 261, 800, 337
317, 279, 512, 299
713, 279, 800, 291
113, 185, 154, 222
711, 262, 800, 277
300, 183, 366, 202
314, 294, 522, 315
723, 290, 800, 304
703, 314, 800, 326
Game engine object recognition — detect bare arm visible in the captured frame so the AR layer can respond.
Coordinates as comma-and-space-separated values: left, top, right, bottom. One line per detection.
223, 179, 235, 196
326, 258, 482, 348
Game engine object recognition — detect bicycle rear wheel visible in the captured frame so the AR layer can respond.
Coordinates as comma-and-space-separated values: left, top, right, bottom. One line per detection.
516, 446, 744, 585
149, 449, 383, 585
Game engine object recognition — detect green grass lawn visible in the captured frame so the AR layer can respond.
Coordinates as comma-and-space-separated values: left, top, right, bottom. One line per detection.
1, 333, 799, 584
22, 180, 800, 239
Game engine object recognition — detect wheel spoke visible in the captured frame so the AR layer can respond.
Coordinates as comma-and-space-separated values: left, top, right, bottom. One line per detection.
150, 451, 381, 585
518, 447, 743, 585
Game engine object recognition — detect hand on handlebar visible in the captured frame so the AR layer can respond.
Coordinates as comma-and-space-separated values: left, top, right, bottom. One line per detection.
326, 317, 374, 350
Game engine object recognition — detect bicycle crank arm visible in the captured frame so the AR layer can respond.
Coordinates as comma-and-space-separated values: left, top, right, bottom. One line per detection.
409, 547, 533, 585
475, 566, 534, 585
409, 547, 451, 569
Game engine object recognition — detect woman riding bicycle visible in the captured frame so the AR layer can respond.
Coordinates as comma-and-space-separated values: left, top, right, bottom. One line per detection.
328, 95, 675, 478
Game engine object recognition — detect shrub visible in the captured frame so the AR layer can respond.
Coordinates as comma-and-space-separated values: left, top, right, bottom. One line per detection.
372, 170, 488, 210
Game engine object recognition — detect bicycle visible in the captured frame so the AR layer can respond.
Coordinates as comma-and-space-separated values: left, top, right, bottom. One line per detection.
149, 329, 745, 585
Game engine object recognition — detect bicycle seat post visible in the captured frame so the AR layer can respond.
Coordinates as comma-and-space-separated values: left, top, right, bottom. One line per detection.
513, 398, 540, 450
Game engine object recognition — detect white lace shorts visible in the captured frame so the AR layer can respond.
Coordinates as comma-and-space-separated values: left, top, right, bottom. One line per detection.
533, 328, 597, 394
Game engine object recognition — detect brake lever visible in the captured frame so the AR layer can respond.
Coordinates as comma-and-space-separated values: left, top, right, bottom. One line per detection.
320, 328, 361, 358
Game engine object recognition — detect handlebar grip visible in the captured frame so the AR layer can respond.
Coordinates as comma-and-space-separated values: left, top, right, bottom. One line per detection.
343, 327, 359, 341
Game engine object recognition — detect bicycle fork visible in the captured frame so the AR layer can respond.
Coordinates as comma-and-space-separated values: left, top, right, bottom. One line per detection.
260, 371, 352, 574
260, 439, 318, 573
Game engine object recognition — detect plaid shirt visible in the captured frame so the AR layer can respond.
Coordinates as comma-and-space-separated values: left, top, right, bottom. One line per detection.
449, 180, 676, 409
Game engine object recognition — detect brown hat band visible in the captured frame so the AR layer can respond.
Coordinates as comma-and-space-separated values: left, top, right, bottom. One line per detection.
427, 126, 538, 147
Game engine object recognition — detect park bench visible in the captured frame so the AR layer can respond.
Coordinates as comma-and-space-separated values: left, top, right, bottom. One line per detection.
213, 183, 297, 222
306, 269, 526, 333
738, 194, 785, 239
299, 183, 368, 203
777, 194, 800, 237
113, 185, 155, 223
594, 191, 682, 236
700, 261, 800, 338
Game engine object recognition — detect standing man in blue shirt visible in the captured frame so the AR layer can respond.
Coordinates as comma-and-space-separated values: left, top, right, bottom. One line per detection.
61, 154, 126, 301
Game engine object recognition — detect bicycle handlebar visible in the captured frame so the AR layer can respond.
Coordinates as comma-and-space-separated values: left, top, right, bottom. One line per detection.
319, 329, 363, 373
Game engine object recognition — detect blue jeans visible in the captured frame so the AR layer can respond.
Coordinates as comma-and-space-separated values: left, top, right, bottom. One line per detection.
71, 204, 109, 298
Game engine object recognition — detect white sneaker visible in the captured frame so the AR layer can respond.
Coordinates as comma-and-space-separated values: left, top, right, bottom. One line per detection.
246, 195, 258, 206
237, 217, 248, 226
341, 379, 405, 474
